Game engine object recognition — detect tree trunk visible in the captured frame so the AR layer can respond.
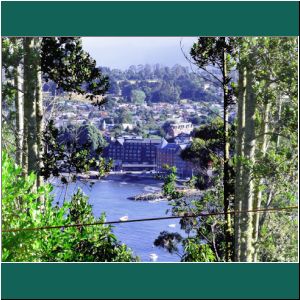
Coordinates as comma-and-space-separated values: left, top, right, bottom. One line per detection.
234, 63, 247, 261
276, 94, 282, 148
239, 62, 256, 262
23, 37, 38, 179
222, 44, 232, 261
35, 37, 44, 190
253, 93, 282, 260
252, 98, 270, 261
14, 65, 24, 166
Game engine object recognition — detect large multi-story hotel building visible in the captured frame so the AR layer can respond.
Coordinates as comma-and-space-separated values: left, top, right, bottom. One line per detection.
104, 135, 195, 178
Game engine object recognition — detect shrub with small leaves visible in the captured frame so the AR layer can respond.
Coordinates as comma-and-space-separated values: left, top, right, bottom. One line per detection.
2, 151, 138, 262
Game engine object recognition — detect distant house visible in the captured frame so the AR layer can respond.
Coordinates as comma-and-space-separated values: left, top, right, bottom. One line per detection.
207, 161, 213, 177
185, 108, 196, 114
122, 123, 134, 130
54, 118, 69, 128
203, 83, 210, 91
69, 119, 86, 126
99, 111, 108, 118
64, 112, 77, 118
105, 123, 115, 131
91, 118, 101, 128
100, 120, 107, 131
168, 122, 194, 138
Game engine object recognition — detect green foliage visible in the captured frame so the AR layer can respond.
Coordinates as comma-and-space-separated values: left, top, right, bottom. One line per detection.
130, 89, 146, 104
181, 118, 232, 191
108, 80, 120, 95
111, 124, 124, 137
156, 163, 221, 262
190, 37, 238, 105
153, 37, 298, 262
183, 239, 216, 262
231, 37, 298, 261
41, 120, 112, 184
2, 152, 137, 262
155, 120, 233, 261
154, 232, 215, 262
148, 81, 181, 103
258, 213, 298, 262
1, 38, 24, 153
181, 118, 223, 165
41, 37, 109, 106
77, 123, 107, 155
188, 115, 202, 126
161, 120, 175, 136
102, 64, 221, 104
132, 122, 146, 137
154, 231, 183, 255
2, 37, 23, 71
161, 165, 183, 199
115, 108, 133, 124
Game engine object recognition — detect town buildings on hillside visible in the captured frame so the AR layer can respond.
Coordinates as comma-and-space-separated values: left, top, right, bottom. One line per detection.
44, 91, 221, 179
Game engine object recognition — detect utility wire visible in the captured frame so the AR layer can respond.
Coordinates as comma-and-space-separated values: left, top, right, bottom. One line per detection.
2, 206, 298, 233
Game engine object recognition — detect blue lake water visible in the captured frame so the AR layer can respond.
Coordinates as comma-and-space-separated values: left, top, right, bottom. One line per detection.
53, 176, 183, 262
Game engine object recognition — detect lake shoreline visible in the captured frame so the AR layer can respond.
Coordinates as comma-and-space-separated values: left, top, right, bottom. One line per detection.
102, 173, 164, 185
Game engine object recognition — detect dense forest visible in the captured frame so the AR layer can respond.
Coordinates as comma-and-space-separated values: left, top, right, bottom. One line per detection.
102, 64, 222, 104
42, 63, 222, 104
1, 37, 298, 262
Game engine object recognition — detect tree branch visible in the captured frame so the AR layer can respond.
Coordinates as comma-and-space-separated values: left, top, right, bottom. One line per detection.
180, 40, 223, 85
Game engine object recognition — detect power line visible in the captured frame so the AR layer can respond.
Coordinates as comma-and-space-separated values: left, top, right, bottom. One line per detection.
2, 206, 298, 233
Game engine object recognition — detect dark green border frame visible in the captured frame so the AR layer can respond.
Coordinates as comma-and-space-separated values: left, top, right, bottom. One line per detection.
2, 263, 299, 299
1, 1, 299, 36
1, 1, 299, 299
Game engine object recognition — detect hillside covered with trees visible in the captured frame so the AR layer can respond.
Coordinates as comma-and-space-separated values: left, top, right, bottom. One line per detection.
102, 64, 222, 104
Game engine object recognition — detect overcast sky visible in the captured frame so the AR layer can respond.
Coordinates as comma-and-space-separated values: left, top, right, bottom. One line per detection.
82, 37, 198, 70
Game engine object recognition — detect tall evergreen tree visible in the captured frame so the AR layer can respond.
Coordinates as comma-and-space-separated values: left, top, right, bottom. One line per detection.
190, 37, 237, 261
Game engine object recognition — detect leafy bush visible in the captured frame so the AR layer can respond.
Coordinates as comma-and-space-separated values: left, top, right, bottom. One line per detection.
2, 151, 138, 262
161, 165, 183, 199
41, 120, 112, 184
183, 239, 216, 262
155, 160, 223, 262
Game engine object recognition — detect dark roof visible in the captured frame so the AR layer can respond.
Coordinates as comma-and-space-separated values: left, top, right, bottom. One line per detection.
109, 137, 163, 146
159, 142, 190, 151
123, 138, 162, 144
122, 164, 156, 167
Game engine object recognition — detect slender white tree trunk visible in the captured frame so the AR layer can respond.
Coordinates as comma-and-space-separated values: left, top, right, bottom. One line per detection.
35, 38, 44, 190
240, 63, 256, 262
276, 94, 282, 148
23, 37, 38, 179
14, 65, 24, 166
234, 64, 246, 261
222, 47, 232, 261
252, 98, 270, 261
